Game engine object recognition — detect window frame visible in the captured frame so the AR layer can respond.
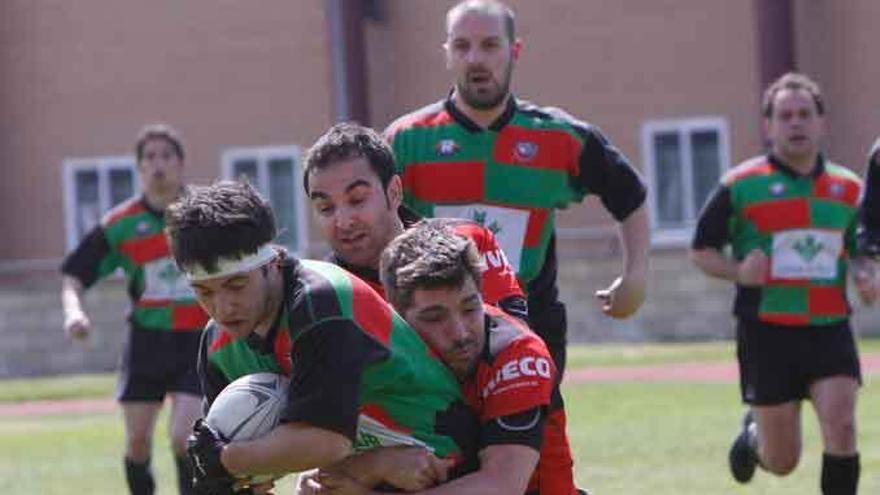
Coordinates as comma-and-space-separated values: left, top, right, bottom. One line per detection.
221, 145, 308, 255
641, 117, 731, 247
62, 156, 139, 252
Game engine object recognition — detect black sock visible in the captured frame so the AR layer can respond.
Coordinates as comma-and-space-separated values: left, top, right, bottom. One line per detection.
821, 452, 859, 495
175, 455, 195, 495
124, 457, 155, 495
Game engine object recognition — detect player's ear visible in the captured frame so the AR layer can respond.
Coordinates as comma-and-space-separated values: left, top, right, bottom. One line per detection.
511, 38, 523, 60
386, 175, 403, 210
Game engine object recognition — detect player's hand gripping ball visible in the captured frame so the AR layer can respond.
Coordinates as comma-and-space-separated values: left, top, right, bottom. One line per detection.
187, 419, 247, 494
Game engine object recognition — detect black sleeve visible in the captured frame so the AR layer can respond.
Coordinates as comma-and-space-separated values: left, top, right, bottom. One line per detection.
691, 185, 733, 251
479, 406, 546, 452
282, 319, 389, 441
858, 140, 880, 256
197, 329, 229, 414
60, 226, 111, 288
572, 125, 647, 221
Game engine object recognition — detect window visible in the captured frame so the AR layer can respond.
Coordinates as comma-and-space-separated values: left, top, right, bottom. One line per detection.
222, 146, 308, 254
641, 117, 730, 245
63, 156, 139, 251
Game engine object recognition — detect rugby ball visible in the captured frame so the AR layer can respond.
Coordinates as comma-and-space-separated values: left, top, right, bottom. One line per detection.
205, 373, 289, 483
206, 372, 289, 442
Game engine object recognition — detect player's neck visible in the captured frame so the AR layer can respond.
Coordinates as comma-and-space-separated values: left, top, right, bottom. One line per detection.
364, 215, 405, 270
774, 149, 819, 176
452, 91, 511, 129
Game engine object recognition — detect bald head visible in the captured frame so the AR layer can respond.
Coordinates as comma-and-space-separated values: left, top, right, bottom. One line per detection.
446, 0, 516, 43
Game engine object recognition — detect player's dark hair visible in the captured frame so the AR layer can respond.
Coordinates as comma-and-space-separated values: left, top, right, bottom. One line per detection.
380, 220, 483, 312
165, 181, 277, 273
762, 72, 825, 118
135, 123, 185, 162
302, 122, 397, 196
447, 0, 516, 43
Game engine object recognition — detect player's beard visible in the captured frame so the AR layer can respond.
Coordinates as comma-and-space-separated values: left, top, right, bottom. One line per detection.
457, 62, 513, 111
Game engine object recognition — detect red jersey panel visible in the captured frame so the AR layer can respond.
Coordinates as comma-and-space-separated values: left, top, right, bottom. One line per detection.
464, 305, 576, 494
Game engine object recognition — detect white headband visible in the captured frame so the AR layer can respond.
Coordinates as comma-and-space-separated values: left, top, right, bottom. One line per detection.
185, 244, 278, 282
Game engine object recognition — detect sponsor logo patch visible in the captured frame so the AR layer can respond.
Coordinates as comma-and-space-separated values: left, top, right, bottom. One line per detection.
513, 141, 538, 161
482, 356, 551, 398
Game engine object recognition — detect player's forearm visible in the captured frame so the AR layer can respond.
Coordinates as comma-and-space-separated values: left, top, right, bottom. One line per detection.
60, 276, 87, 316
690, 248, 739, 282
321, 449, 389, 487
221, 422, 352, 476
618, 203, 650, 281
415, 445, 536, 495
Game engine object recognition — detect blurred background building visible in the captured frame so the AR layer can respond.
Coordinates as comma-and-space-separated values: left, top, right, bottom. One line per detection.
1, 0, 879, 376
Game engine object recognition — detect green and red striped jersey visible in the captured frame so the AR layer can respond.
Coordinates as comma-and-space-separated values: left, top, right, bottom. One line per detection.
386, 97, 645, 287
464, 304, 575, 494
61, 196, 207, 332
385, 96, 645, 349
199, 259, 478, 460
693, 155, 862, 326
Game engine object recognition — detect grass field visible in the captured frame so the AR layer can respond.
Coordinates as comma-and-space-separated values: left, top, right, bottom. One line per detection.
1, 341, 878, 494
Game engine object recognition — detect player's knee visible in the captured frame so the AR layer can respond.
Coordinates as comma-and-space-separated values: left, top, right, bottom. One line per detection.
761, 449, 800, 475
126, 433, 153, 460
823, 414, 857, 450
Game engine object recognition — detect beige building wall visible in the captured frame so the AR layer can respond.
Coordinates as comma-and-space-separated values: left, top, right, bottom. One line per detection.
794, 0, 880, 175
0, 0, 333, 262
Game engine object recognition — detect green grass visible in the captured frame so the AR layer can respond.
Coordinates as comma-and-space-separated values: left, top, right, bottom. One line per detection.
0, 408, 301, 494
566, 336, 880, 369
2, 340, 879, 493
565, 380, 880, 494
0, 373, 116, 402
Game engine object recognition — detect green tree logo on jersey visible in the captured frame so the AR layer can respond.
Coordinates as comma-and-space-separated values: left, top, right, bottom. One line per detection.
470, 210, 502, 235
793, 235, 823, 262
158, 261, 183, 286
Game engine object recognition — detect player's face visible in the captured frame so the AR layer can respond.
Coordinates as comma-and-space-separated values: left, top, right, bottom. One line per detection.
138, 138, 183, 197
190, 267, 274, 339
402, 277, 485, 382
445, 10, 519, 110
765, 88, 824, 164
308, 157, 402, 269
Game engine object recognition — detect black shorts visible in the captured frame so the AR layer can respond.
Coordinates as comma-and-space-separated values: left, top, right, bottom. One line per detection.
736, 318, 862, 405
117, 328, 202, 402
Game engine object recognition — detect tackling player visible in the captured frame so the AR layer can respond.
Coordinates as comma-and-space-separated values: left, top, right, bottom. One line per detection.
300, 222, 581, 494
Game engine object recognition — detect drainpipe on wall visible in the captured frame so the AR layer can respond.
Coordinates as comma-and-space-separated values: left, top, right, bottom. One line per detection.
754, 2, 796, 91
754, 0, 794, 144
325, 0, 372, 125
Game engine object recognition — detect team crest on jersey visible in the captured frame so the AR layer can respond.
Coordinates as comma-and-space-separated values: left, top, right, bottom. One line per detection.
436, 139, 460, 157
136, 220, 151, 235
769, 182, 786, 196
829, 182, 845, 198
513, 141, 538, 161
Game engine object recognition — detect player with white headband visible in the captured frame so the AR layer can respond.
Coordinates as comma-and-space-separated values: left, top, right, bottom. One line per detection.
165, 181, 481, 494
